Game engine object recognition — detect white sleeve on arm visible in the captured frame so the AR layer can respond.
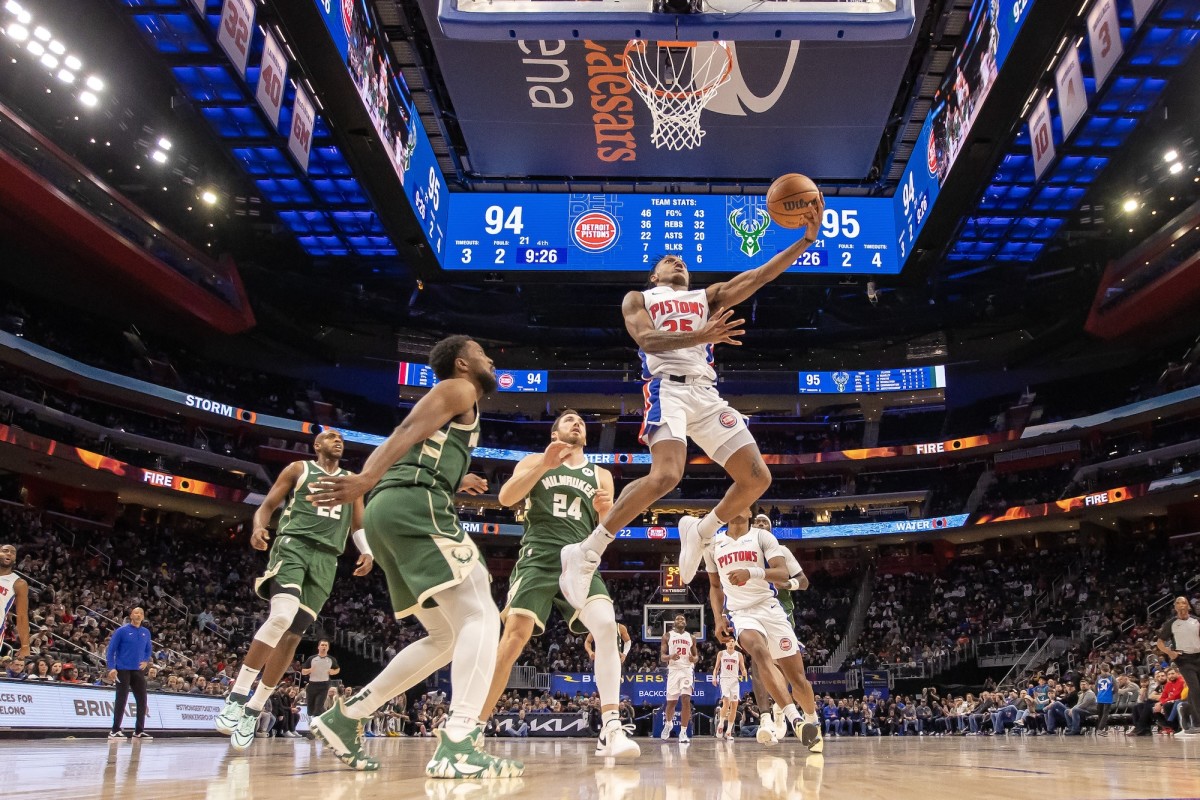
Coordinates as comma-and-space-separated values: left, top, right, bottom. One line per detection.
759, 530, 786, 563
703, 550, 718, 573
352, 528, 372, 556
781, 547, 803, 578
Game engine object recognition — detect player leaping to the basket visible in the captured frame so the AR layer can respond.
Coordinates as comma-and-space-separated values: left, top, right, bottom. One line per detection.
560, 194, 824, 608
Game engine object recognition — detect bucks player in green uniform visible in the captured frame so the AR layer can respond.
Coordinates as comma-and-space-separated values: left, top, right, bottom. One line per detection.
748, 512, 810, 741
480, 410, 640, 761
307, 335, 523, 779
215, 429, 374, 750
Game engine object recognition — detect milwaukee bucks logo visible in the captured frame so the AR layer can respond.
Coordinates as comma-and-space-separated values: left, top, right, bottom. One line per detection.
729, 208, 771, 257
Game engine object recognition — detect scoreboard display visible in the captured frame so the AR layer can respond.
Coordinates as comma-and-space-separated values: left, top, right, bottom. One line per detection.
446, 193, 900, 275
398, 362, 547, 393
798, 366, 946, 395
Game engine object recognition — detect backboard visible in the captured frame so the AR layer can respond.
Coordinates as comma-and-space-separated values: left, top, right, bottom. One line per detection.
437, 0, 916, 42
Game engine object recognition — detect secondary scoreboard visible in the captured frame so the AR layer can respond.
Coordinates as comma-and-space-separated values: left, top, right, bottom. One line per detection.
798, 366, 946, 394
446, 193, 899, 275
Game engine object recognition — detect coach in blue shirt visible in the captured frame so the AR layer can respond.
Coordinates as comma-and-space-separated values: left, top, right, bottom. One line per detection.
105, 607, 153, 739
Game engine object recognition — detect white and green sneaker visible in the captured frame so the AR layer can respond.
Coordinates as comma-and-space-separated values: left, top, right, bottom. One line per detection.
311, 699, 380, 771
425, 727, 525, 779
230, 707, 259, 751
214, 698, 246, 735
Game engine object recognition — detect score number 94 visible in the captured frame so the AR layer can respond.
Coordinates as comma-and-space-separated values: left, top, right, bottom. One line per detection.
460, 205, 525, 265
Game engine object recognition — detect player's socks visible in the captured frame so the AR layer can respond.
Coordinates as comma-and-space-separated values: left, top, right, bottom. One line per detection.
603, 710, 620, 726
246, 682, 276, 714
229, 666, 260, 703
229, 666, 260, 705
444, 713, 481, 743
582, 524, 615, 555
697, 513, 725, 541
782, 704, 802, 726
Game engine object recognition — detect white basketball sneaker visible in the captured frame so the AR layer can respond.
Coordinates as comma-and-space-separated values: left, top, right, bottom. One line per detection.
214, 698, 246, 735
757, 713, 779, 744
559, 542, 601, 610
660, 722, 673, 741
596, 720, 641, 761
678, 515, 705, 582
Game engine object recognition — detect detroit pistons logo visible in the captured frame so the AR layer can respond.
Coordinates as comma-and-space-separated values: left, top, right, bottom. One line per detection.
497, 373, 514, 390
648, 526, 667, 540
780, 638, 793, 652
719, 411, 737, 429
926, 133, 939, 177
573, 211, 620, 253
341, 0, 355, 39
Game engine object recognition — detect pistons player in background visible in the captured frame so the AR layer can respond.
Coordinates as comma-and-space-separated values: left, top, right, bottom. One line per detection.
0, 544, 30, 661
560, 196, 825, 611
706, 510, 822, 751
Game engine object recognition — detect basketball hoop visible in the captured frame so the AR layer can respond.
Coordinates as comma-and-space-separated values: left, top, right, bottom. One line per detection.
623, 40, 734, 151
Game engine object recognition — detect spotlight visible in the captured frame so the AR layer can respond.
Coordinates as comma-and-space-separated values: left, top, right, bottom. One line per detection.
39, 52, 56, 69
151, 150, 168, 164
1122, 198, 1138, 213
79, 90, 97, 107
64, 55, 80, 70
56, 69, 73, 83
32, 25, 48, 41
26, 38, 43, 55
1169, 162, 1184, 175
4, 1, 25, 15
157, 137, 172, 151
48, 39, 64, 54
6, 22, 27, 40
1164, 150, 1178, 162
85, 75, 103, 91
201, 190, 218, 205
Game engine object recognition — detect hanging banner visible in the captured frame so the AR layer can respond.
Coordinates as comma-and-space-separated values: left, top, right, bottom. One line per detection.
217, 0, 256, 77
255, 31, 289, 129
1131, 0, 1157, 29
287, 85, 316, 172
1054, 44, 1087, 140
1029, 94, 1055, 181
1086, 0, 1123, 90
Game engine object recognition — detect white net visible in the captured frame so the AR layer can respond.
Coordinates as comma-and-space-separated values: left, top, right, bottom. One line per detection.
623, 40, 734, 151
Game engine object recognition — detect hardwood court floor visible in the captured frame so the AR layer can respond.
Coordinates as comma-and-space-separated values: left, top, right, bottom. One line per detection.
10, 733, 1200, 800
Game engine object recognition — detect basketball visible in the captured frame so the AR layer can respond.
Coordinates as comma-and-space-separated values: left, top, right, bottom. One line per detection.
766, 173, 821, 229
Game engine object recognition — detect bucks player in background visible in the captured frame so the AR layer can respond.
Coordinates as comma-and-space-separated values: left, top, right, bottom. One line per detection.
215, 430, 374, 750
706, 510, 821, 751
560, 198, 825, 610
712, 639, 747, 740
661, 614, 699, 743
480, 411, 639, 761
585, 622, 633, 666
750, 512, 809, 741
307, 336, 523, 779
0, 544, 30, 661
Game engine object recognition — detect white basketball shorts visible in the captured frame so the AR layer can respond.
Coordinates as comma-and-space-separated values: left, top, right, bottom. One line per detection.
639, 379, 751, 465
666, 669, 695, 700
720, 678, 741, 702
729, 599, 801, 661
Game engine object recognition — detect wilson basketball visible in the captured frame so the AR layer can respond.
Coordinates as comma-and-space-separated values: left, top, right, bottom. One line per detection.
766, 173, 821, 229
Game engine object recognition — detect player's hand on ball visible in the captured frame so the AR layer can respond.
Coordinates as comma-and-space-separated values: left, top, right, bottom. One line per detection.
250, 527, 271, 551
593, 488, 614, 515
541, 440, 575, 469
457, 473, 488, 495
728, 569, 751, 586
802, 192, 825, 242
308, 473, 373, 505
700, 308, 745, 347
353, 553, 374, 577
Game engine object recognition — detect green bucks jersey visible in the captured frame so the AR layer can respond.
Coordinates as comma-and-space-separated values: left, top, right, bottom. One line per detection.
278, 461, 353, 554
374, 408, 481, 499
523, 461, 600, 548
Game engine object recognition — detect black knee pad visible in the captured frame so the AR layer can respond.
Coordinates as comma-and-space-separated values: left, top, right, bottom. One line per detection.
288, 608, 316, 635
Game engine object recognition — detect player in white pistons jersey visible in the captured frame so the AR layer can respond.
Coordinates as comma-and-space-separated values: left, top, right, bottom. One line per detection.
660, 614, 698, 743
0, 544, 30, 660
559, 196, 825, 611
704, 511, 822, 752
712, 640, 747, 740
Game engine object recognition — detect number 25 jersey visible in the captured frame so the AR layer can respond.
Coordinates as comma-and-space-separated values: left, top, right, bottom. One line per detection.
639, 286, 716, 382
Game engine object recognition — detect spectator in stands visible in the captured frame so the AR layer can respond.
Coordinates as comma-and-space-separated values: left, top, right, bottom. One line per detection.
1094, 664, 1115, 735
27, 658, 50, 681
1043, 689, 1068, 734
1066, 678, 1097, 735
1154, 667, 1187, 734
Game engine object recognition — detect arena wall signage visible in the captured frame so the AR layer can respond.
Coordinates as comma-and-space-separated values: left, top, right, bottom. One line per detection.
492, 712, 591, 737
0, 424, 251, 503
974, 470, 1200, 524
465, 516, 968, 541
0, 680, 225, 731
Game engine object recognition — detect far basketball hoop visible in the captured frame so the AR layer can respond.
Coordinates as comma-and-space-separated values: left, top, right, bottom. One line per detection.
624, 40, 733, 151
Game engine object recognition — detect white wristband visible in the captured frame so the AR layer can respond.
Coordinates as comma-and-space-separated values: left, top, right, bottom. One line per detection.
747, 567, 766, 580
352, 528, 372, 557
621, 640, 632, 657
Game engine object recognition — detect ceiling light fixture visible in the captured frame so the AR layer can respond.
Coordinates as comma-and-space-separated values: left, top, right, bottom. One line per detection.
1169, 162, 1184, 175
1164, 149, 1178, 162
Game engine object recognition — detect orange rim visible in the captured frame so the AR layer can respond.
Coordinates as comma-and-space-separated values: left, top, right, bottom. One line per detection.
623, 40, 734, 101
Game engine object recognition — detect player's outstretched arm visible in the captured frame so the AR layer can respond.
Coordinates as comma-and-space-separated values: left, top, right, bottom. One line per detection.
251, 461, 305, 550
623, 291, 745, 354
706, 193, 825, 311
497, 443, 574, 506
310, 379, 476, 505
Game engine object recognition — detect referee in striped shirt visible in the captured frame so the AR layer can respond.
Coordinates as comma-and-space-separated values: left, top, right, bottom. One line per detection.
1157, 596, 1200, 735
